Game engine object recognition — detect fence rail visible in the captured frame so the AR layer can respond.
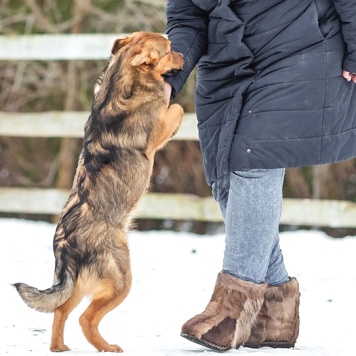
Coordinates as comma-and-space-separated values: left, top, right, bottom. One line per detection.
0, 34, 123, 60
1, 188, 356, 228
0, 111, 198, 140
1, 34, 356, 228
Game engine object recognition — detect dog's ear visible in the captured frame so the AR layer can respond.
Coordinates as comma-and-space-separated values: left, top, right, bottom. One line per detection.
111, 35, 135, 55
129, 47, 160, 67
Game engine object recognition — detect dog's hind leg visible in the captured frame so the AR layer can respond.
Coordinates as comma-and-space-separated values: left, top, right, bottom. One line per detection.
50, 284, 84, 352
79, 279, 130, 353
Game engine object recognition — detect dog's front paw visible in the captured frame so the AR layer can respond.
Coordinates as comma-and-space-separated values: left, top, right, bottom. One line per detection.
169, 126, 180, 140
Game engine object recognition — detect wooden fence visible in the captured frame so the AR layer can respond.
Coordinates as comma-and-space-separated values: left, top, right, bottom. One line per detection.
1, 34, 356, 228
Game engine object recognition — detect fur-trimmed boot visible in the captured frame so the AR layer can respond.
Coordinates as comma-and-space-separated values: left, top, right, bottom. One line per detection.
244, 277, 300, 349
181, 272, 267, 351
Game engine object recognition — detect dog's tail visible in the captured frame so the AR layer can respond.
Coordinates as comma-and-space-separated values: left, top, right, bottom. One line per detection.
13, 266, 77, 313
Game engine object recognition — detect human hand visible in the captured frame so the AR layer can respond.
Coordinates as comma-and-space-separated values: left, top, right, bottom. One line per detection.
342, 70, 356, 83
164, 81, 172, 108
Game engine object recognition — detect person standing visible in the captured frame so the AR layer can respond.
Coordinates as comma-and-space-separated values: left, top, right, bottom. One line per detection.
164, 0, 356, 352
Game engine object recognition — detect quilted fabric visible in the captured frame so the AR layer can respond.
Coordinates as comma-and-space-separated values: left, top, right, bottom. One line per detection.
166, 0, 356, 184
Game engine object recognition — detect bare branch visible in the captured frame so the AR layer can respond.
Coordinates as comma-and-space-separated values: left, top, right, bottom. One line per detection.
24, 0, 59, 33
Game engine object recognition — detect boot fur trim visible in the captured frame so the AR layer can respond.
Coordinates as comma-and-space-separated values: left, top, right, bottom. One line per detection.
181, 272, 267, 350
244, 277, 300, 348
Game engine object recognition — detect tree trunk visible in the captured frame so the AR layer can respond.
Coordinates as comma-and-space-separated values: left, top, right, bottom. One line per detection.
312, 165, 332, 199
284, 168, 311, 198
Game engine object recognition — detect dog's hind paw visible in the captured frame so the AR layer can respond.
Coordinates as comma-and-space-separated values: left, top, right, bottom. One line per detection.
101, 344, 123, 353
50, 343, 70, 352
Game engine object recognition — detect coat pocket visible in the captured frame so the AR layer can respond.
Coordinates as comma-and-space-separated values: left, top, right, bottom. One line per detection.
311, 0, 328, 40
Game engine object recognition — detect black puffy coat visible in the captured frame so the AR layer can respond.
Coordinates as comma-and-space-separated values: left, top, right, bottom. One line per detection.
165, 0, 356, 185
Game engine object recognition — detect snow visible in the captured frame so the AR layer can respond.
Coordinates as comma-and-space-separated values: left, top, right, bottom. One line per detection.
1, 217, 356, 355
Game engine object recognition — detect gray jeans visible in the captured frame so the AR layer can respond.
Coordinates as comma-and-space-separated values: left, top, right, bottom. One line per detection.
212, 169, 289, 286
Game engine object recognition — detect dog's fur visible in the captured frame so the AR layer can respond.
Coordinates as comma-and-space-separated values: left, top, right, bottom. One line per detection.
13, 31, 184, 353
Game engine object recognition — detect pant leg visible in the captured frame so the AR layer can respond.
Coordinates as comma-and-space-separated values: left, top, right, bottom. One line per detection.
212, 168, 289, 286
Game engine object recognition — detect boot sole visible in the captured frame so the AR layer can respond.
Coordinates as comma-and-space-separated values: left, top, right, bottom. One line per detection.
181, 332, 235, 352
244, 341, 295, 349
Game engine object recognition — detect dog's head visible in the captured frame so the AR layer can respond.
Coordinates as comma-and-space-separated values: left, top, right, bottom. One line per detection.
111, 32, 184, 79
93, 32, 184, 109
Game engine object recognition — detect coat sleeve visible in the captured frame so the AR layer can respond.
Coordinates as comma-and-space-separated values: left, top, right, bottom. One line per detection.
165, 0, 208, 98
331, 0, 356, 73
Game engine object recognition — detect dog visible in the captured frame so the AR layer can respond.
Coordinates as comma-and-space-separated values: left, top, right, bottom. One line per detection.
13, 31, 184, 353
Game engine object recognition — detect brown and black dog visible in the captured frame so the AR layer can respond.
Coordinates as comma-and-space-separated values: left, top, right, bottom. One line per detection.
13, 32, 184, 353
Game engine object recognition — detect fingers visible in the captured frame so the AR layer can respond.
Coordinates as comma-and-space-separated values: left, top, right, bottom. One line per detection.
343, 70, 356, 83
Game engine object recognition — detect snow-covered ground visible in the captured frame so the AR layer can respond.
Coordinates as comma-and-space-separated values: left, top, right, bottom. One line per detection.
1, 217, 356, 355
